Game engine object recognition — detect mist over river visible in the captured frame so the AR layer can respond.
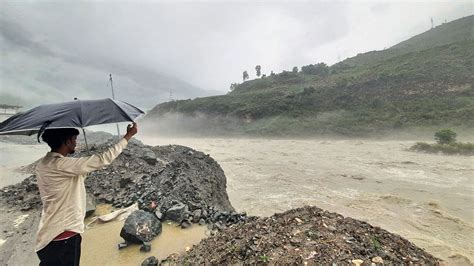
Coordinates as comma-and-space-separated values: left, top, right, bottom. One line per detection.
141, 136, 474, 262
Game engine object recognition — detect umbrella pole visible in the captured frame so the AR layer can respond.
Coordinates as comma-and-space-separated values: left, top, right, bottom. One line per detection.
82, 128, 90, 155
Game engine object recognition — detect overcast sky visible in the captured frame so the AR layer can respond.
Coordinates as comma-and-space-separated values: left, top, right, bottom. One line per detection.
0, 0, 472, 109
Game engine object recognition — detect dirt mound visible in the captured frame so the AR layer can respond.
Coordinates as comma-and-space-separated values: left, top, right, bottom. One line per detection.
0, 138, 243, 228
166, 206, 440, 264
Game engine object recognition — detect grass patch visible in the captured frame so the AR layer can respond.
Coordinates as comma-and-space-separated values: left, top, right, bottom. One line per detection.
410, 142, 474, 155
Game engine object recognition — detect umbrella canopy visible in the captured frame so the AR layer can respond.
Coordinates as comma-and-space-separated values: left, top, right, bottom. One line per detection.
0, 98, 145, 136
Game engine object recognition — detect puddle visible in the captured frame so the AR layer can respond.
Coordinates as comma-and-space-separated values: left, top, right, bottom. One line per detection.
81, 205, 208, 265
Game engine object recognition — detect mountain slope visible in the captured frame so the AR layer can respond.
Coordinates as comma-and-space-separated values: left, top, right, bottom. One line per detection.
143, 16, 474, 136
392, 15, 473, 52
335, 15, 473, 69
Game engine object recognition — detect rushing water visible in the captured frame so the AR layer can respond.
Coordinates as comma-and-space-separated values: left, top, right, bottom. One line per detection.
140, 136, 474, 262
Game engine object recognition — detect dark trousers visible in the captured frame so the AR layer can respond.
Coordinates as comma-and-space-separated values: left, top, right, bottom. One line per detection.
36, 234, 82, 266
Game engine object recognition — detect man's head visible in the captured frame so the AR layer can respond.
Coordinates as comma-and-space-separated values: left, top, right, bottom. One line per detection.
41, 128, 80, 154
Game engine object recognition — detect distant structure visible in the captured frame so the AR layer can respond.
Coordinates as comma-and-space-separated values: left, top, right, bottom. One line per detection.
431, 17, 434, 29
0, 104, 22, 122
0, 104, 22, 114
169, 91, 173, 101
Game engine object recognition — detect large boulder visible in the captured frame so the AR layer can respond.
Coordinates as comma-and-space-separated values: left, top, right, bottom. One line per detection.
164, 202, 188, 223
120, 210, 162, 244
141, 148, 157, 165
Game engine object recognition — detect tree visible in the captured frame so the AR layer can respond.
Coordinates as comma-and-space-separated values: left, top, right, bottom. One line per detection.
292, 66, 298, 73
270, 71, 275, 77
255, 65, 261, 77
301, 62, 329, 76
243, 71, 249, 81
229, 83, 239, 91
434, 129, 457, 144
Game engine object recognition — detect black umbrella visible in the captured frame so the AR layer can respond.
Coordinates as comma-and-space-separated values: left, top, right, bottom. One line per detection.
0, 98, 145, 151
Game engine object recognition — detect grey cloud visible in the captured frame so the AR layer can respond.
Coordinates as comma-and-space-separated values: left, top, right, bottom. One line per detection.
0, 19, 55, 57
0, 1, 472, 109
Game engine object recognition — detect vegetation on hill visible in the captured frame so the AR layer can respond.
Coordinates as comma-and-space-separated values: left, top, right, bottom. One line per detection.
145, 16, 474, 136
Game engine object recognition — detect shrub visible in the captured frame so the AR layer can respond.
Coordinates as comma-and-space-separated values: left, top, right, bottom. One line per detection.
301, 63, 329, 76
434, 129, 457, 144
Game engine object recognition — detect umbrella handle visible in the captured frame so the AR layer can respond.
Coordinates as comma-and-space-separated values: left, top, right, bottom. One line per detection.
37, 121, 52, 143
82, 128, 90, 155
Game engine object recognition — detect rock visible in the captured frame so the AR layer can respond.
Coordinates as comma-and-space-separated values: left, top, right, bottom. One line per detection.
117, 242, 128, 249
155, 210, 163, 220
120, 210, 162, 244
351, 259, 364, 266
198, 218, 206, 225
85, 193, 96, 218
372, 256, 384, 264
141, 148, 157, 165
164, 202, 189, 223
119, 176, 132, 188
141, 256, 159, 266
327, 225, 337, 232
290, 237, 302, 245
212, 211, 221, 221
295, 218, 303, 224
181, 220, 192, 229
191, 209, 202, 223
140, 242, 152, 252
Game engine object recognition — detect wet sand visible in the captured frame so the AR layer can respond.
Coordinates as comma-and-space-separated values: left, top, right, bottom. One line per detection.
140, 136, 474, 262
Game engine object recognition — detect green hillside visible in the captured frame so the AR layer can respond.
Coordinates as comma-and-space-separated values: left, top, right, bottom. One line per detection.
144, 16, 474, 136
336, 15, 473, 68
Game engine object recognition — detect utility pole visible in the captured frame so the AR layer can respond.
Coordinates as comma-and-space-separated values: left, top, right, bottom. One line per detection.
109, 74, 121, 138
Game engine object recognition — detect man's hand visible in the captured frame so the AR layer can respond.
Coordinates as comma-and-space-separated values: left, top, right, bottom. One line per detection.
124, 122, 138, 141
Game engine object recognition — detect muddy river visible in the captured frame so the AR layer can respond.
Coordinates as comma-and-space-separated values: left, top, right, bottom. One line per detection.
141, 136, 474, 262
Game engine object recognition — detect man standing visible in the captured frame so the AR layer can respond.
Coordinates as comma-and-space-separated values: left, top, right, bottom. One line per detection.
35, 123, 138, 266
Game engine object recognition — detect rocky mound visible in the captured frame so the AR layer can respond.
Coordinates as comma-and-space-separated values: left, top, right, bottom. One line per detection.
0, 138, 246, 229
165, 206, 440, 264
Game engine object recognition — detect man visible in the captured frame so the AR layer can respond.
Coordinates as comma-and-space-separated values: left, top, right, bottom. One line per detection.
35, 123, 138, 266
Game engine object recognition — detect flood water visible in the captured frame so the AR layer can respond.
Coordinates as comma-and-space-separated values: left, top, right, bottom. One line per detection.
0, 142, 48, 188
1, 136, 473, 263
141, 136, 474, 262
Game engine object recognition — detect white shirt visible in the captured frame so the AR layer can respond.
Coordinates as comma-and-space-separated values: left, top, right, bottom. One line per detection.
34, 138, 128, 252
